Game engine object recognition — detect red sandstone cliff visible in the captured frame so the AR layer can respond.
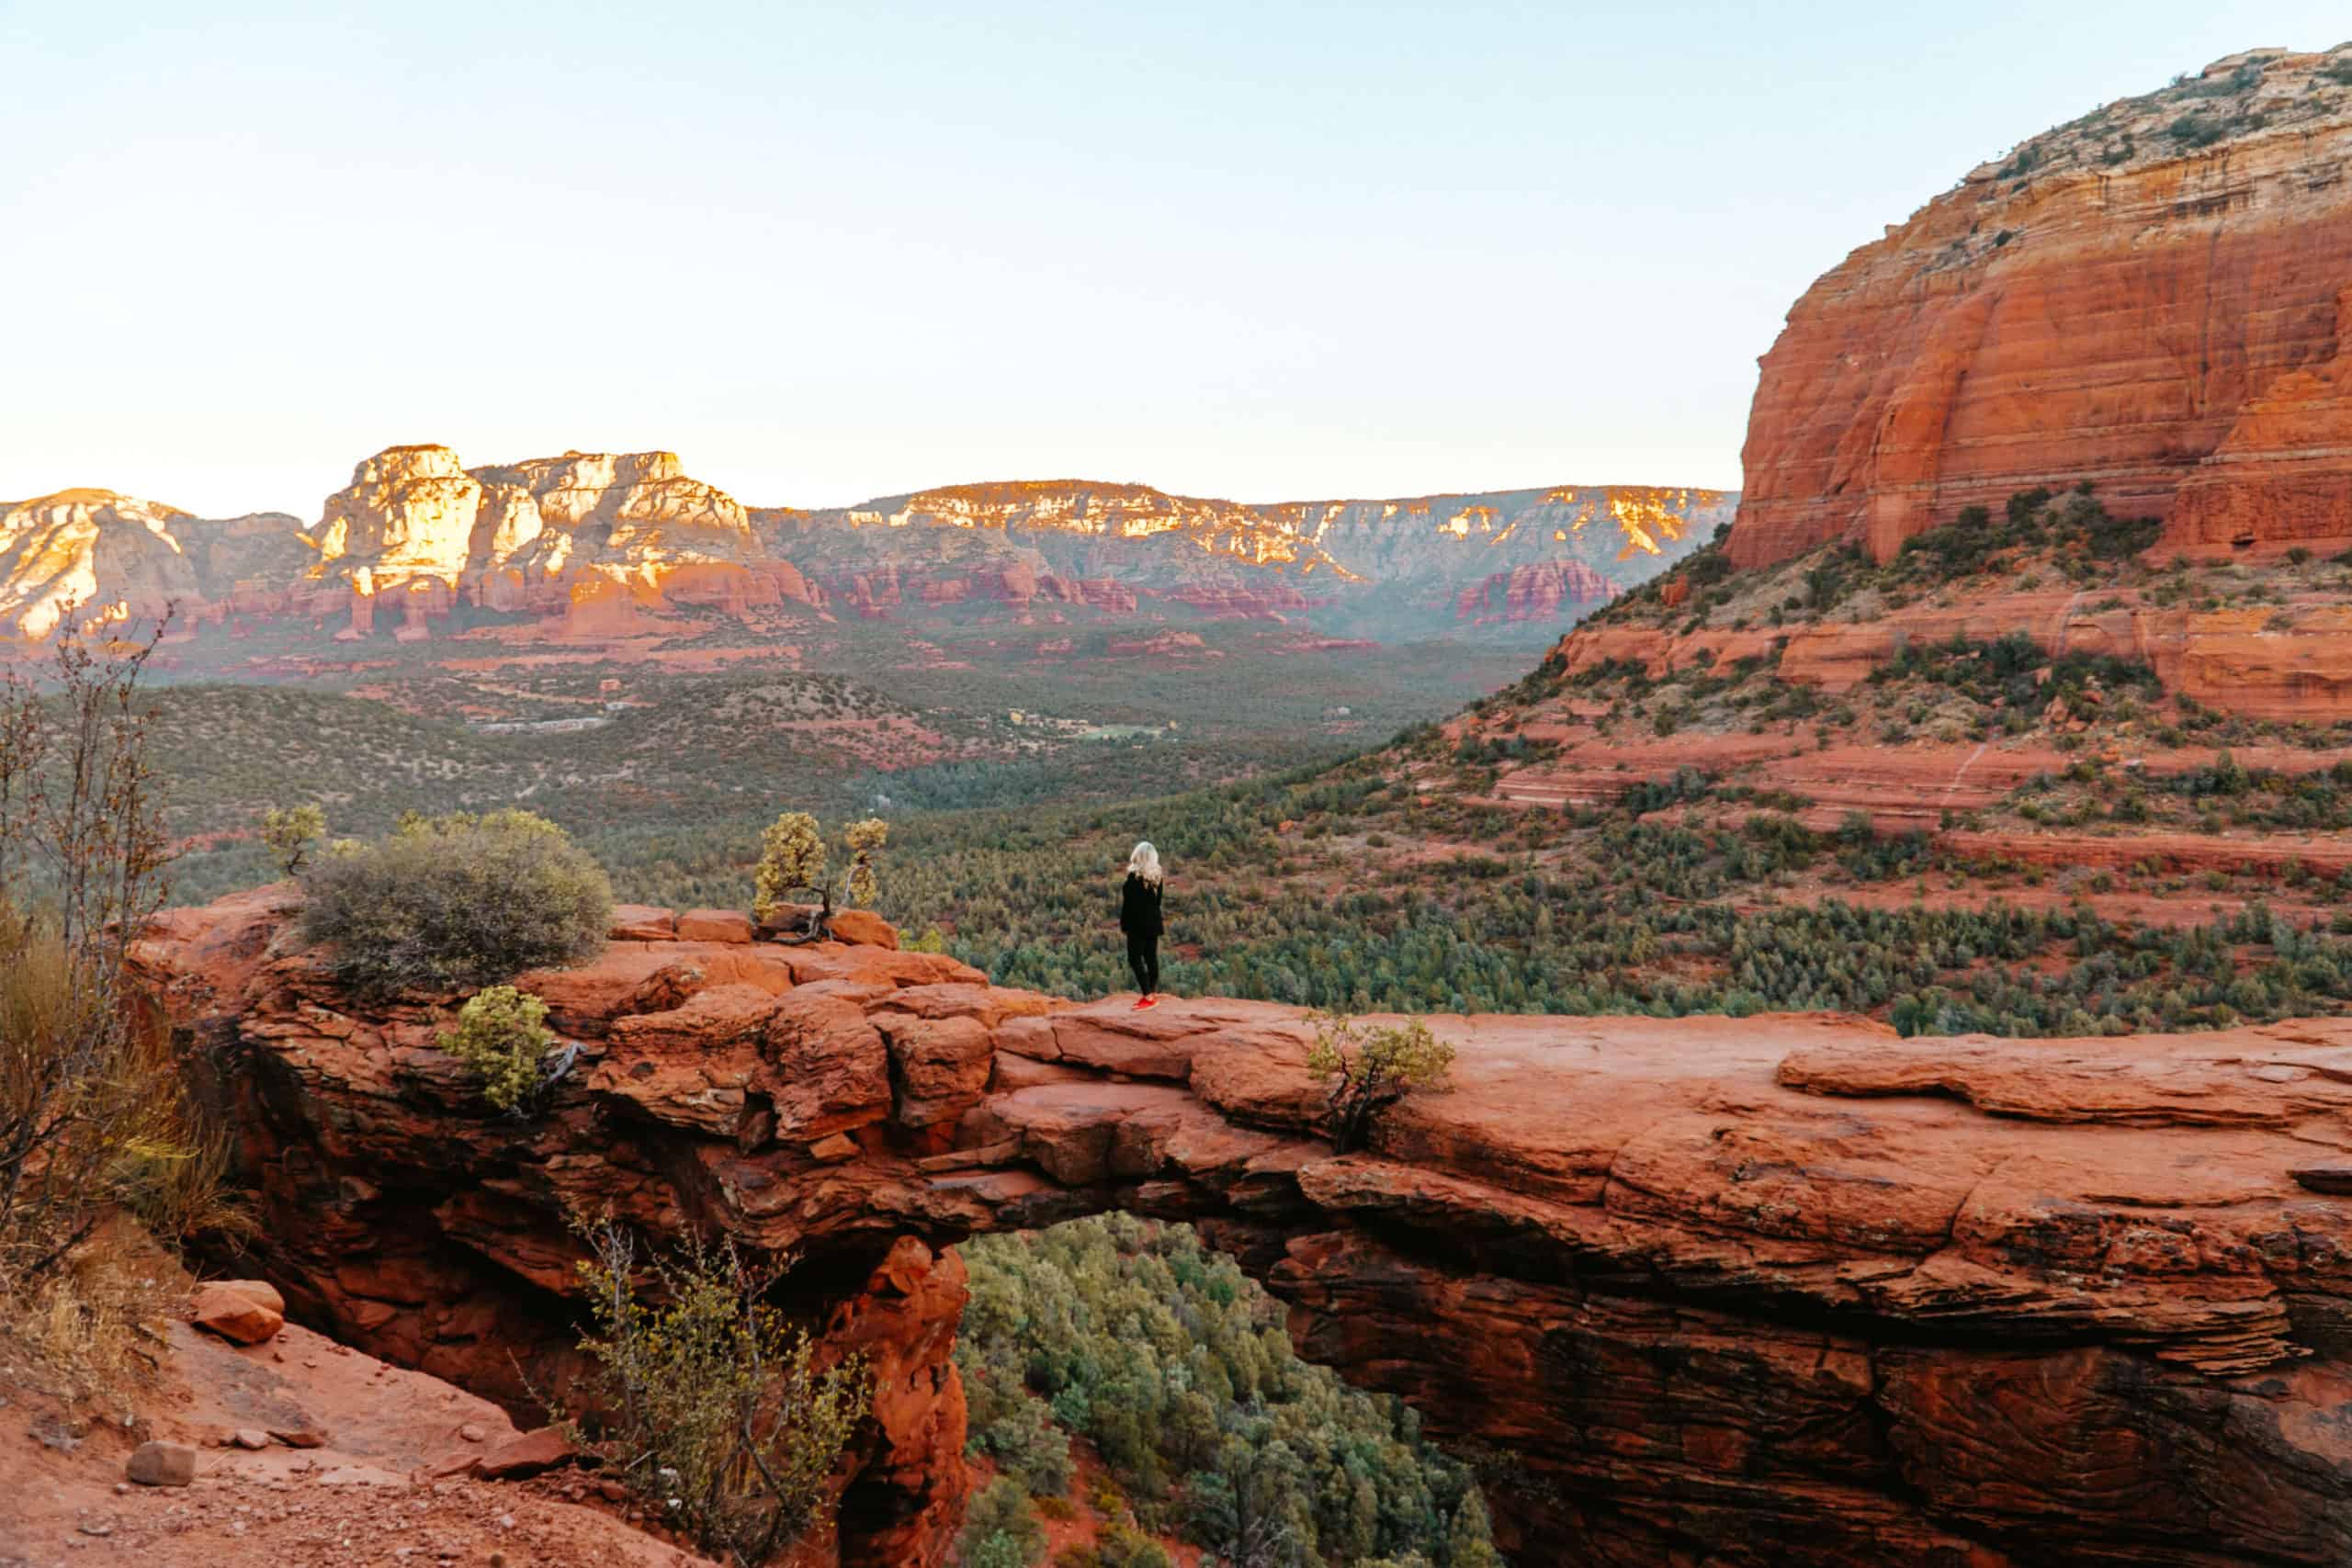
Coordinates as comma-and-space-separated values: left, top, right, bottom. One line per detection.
1733, 48, 2352, 569
1453, 559, 1619, 625
135, 887, 2352, 1567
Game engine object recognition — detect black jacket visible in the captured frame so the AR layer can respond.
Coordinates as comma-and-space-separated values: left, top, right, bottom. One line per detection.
1120, 874, 1163, 938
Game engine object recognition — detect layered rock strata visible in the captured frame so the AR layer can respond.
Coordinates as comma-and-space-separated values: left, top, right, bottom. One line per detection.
1453, 559, 1619, 625
136, 887, 2352, 1567
1732, 48, 2352, 569
0, 468, 1727, 646
311, 446, 825, 638
1538, 581, 2352, 719
0, 448, 824, 644
0, 490, 312, 641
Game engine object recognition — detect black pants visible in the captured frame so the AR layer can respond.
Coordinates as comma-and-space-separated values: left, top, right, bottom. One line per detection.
1126, 931, 1160, 996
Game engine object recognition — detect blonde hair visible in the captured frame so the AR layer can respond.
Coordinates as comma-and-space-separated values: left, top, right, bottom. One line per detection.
1127, 840, 1162, 886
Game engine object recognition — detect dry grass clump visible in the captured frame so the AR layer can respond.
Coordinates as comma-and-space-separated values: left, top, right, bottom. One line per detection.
0, 1216, 185, 1408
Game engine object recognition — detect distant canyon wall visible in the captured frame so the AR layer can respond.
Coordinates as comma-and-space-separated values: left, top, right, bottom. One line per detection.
2, 453, 1729, 648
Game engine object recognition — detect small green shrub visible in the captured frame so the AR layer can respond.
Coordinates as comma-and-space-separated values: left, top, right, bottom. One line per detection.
752, 812, 888, 927
297, 809, 611, 998
2166, 113, 2224, 147
571, 1222, 868, 1564
1306, 1011, 1457, 1153
956, 1476, 1046, 1568
438, 986, 554, 1112
1089, 1527, 1173, 1568
259, 803, 326, 875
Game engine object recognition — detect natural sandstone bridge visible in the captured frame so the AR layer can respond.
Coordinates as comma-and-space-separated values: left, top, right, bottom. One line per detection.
137, 889, 2352, 1568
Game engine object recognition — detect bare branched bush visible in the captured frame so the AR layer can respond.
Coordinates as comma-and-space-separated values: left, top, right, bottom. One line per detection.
0, 616, 245, 1395
569, 1221, 868, 1565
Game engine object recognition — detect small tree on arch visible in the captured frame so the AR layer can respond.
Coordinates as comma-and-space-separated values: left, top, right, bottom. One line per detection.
752, 812, 887, 942
1305, 1011, 1456, 1155
260, 804, 326, 876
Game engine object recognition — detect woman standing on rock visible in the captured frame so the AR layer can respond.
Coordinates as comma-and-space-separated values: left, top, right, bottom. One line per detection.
1120, 841, 1165, 1010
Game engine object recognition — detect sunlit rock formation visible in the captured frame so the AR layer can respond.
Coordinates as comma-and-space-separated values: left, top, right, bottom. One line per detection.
0, 490, 310, 641
310, 445, 821, 637
4, 456, 1728, 649
1733, 47, 2352, 569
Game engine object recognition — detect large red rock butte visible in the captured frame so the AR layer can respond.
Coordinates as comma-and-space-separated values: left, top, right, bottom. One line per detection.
136, 887, 2352, 1568
1732, 48, 2352, 570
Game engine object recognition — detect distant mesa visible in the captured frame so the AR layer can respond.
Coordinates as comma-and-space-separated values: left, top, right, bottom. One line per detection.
766, 479, 1733, 638
0, 489, 311, 644
0, 445, 821, 648
1732, 46, 2352, 570
311, 444, 823, 640
1453, 559, 1620, 625
2, 447, 1732, 648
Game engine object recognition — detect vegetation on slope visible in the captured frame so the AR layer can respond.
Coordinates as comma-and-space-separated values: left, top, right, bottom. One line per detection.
143, 479, 2352, 1043
149, 636, 1521, 904
1584, 482, 2352, 668
876, 755, 2352, 1035
1, 631, 248, 1413
955, 1214, 1499, 1568
1979, 46, 2352, 182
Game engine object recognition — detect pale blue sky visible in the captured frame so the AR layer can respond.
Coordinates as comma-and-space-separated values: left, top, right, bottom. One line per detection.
3, 2, 2345, 515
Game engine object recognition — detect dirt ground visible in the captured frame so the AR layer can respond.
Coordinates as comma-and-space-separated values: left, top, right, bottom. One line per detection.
1, 1316, 710, 1568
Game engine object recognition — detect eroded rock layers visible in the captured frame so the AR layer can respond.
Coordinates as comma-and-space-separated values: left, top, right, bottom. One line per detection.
1732, 49, 2352, 570
133, 887, 2352, 1566
3, 457, 1730, 646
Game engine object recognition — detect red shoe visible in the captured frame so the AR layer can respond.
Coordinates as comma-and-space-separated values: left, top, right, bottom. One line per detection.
1133, 995, 1158, 1010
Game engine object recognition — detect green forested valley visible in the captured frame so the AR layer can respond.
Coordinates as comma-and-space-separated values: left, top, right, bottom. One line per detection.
954, 1215, 1499, 1568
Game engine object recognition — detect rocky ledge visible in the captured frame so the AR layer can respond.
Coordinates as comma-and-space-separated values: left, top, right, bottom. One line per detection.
135, 887, 2352, 1566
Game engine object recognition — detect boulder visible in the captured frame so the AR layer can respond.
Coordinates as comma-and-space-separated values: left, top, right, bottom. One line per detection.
473, 1425, 576, 1480
675, 908, 753, 943
829, 908, 899, 949
125, 1441, 197, 1487
190, 1280, 286, 1345
607, 905, 676, 942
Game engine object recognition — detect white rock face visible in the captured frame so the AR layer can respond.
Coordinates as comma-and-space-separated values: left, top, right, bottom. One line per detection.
311, 445, 485, 578
1, 444, 793, 644
310, 446, 763, 594
472, 449, 755, 572
0, 489, 205, 639
2, 445, 1726, 646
